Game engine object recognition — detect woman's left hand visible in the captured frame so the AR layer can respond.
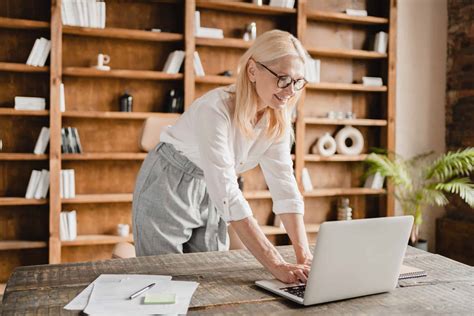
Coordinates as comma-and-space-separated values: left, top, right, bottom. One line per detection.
297, 254, 313, 267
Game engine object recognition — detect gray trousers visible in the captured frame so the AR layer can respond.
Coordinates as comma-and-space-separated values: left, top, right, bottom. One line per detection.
132, 142, 229, 256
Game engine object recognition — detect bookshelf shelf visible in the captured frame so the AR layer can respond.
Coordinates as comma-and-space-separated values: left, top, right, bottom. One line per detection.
195, 75, 235, 85
305, 154, 369, 162
0, 240, 48, 251
0, 108, 49, 117
62, 67, 183, 81
0, 17, 50, 30
243, 190, 272, 200
307, 47, 387, 59
0, 62, 49, 73
63, 26, 183, 42
306, 10, 388, 25
62, 194, 133, 204
196, 0, 296, 15
62, 111, 180, 120
306, 82, 387, 92
61, 234, 133, 247
196, 37, 252, 49
0, 197, 48, 206
0, 153, 48, 161
62, 153, 147, 161
304, 117, 388, 126
261, 224, 320, 236
303, 188, 386, 198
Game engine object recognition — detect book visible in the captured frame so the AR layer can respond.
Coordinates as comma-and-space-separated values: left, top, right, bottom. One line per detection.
25, 170, 42, 199
364, 172, 385, 189
193, 51, 205, 76
62, 0, 105, 28
34, 169, 49, 199
33, 127, 50, 155
374, 31, 388, 54
301, 168, 314, 192
67, 210, 77, 240
60, 212, 69, 241
72, 127, 83, 153
67, 127, 78, 154
399, 264, 427, 280
305, 58, 320, 83
26, 39, 41, 66
195, 27, 224, 39
194, 11, 200, 31
14, 96, 46, 110
67, 169, 76, 198
61, 170, 69, 198
345, 9, 368, 16
98, 0, 106, 28
59, 83, 66, 112
362, 76, 383, 86
162, 50, 185, 74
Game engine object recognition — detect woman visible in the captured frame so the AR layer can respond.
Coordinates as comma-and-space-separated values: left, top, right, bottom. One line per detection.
133, 30, 312, 284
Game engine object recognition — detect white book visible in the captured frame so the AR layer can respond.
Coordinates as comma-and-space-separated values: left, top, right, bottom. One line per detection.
62, 170, 70, 198
196, 27, 224, 39
194, 11, 200, 33
60, 212, 69, 241
79, 0, 89, 27
67, 169, 76, 198
364, 172, 385, 189
269, 0, 285, 7
37, 38, 51, 67
64, 0, 76, 26
60, 170, 64, 198
67, 210, 77, 240
87, 0, 97, 27
25, 170, 42, 199
374, 31, 388, 53
98, 1, 106, 28
163, 50, 185, 74
193, 51, 205, 76
345, 9, 368, 16
61, 0, 68, 25
31, 37, 46, 66
14, 103, 46, 111
33, 127, 50, 155
362, 76, 383, 86
285, 0, 295, 8
33, 169, 49, 199
75, 0, 85, 26
306, 58, 320, 83
301, 168, 314, 192
15, 96, 46, 105
59, 83, 66, 112
26, 39, 41, 66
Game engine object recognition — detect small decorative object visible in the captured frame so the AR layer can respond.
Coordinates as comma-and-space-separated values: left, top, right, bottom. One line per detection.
243, 22, 257, 41
345, 111, 356, 119
337, 197, 352, 220
237, 176, 244, 190
164, 89, 184, 113
335, 125, 364, 155
119, 91, 133, 112
218, 70, 233, 77
374, 31, 388, 53
301, 168, 314, 192
117, 224, 130, 237
364, 147, 474, 244
312, 132, 337, 157
326, 111, 355, 120
95, 53, 111, 71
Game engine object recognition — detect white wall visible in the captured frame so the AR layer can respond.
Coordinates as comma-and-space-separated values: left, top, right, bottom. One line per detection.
396, 0, 447, 251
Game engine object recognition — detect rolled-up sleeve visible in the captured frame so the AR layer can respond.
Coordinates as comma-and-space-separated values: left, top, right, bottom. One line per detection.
259, 131, 304, 215
195, 104, 253, 222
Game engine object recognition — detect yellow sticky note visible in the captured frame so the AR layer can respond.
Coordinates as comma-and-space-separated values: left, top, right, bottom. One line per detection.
143, 293, 176, 304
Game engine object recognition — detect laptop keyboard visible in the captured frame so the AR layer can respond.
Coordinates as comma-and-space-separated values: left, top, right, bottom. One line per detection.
281, 285, 306, 298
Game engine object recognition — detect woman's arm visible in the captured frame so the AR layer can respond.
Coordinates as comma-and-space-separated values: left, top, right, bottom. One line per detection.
279, 213, 312, 265
230, 216, 309, 284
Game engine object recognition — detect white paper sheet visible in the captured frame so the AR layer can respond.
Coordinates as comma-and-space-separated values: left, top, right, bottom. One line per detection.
64, 274, 172, 311
83, 279, 199, 316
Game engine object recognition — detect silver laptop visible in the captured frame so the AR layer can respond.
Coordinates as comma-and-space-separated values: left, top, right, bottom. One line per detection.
256, 216, 414, 305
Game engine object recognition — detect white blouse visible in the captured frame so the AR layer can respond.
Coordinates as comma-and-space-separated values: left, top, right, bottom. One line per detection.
160, 85, 304, 222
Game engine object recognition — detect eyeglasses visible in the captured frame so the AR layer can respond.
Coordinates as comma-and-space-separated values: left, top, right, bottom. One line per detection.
256, 61, 307, 91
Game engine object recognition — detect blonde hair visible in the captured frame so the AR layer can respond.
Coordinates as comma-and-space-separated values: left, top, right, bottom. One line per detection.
233, 30, 307, 140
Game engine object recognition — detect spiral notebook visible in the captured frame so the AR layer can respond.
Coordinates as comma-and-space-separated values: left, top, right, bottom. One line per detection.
399, 264, 427, 280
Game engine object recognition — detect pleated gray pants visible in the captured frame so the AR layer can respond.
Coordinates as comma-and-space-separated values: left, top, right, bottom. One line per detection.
132, 142, 229, 256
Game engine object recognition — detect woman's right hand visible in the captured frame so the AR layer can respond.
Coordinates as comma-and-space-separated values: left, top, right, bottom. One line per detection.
270, 262, 310, 284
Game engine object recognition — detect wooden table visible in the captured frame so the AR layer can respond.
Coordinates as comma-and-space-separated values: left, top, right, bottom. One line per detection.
1, 246, 473, 315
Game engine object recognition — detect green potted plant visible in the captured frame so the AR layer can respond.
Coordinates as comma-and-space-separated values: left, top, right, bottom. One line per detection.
364, 148, 474, 245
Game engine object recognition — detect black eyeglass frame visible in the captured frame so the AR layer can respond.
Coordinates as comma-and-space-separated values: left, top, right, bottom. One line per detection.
255, 61, 307, 91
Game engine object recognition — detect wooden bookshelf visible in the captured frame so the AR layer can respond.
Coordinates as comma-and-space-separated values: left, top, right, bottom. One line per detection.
1, 0, 396, 281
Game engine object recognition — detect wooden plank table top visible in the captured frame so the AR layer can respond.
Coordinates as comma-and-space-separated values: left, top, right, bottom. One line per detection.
1, 246, 473, 315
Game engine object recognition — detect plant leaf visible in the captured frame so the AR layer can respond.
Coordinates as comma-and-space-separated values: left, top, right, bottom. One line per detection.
426, 148, 474, 182
434, 178, 474, 207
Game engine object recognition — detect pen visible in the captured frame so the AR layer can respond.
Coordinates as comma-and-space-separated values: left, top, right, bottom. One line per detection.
128, 283, 156, 300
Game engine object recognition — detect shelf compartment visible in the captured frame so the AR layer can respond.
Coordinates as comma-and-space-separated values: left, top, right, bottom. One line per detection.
195, 75, 235, 85
304, 117, 387, 126
0, 108, 49, 117
0, 153, 48, 161
243, 190, 272, 200
261, 224, 320, 236
196, 37, 252, 49
307, 10, 388, 25
0, 240, 48, 251
61, 234, 133, 246
0, 197, 48, 206
62, 111, 180, 120
62, 67, 183, 81
303, 188, 386, 197
62, 193, 133, 204
62, 153, 147, 161
0, 62, 49, 73
196, 0, 296, 15
0, 17, 50, 30
307, 47, 387, 59
306, 82, 387, 92
63, 26, 183, 42
305, 154, 369, 162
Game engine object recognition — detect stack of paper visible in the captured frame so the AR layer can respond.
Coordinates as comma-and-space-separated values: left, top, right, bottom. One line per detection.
362, 76, 383, 86
14, 97, 46, 111
64, 274, 199, 315
162, 50, 185, 74
61, 0, 106, 28
60, 210, 77, 241
25, 169, 50, 199
194, 11, 224, 39
26, 38, 51, 67
60, 169, 76, 199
